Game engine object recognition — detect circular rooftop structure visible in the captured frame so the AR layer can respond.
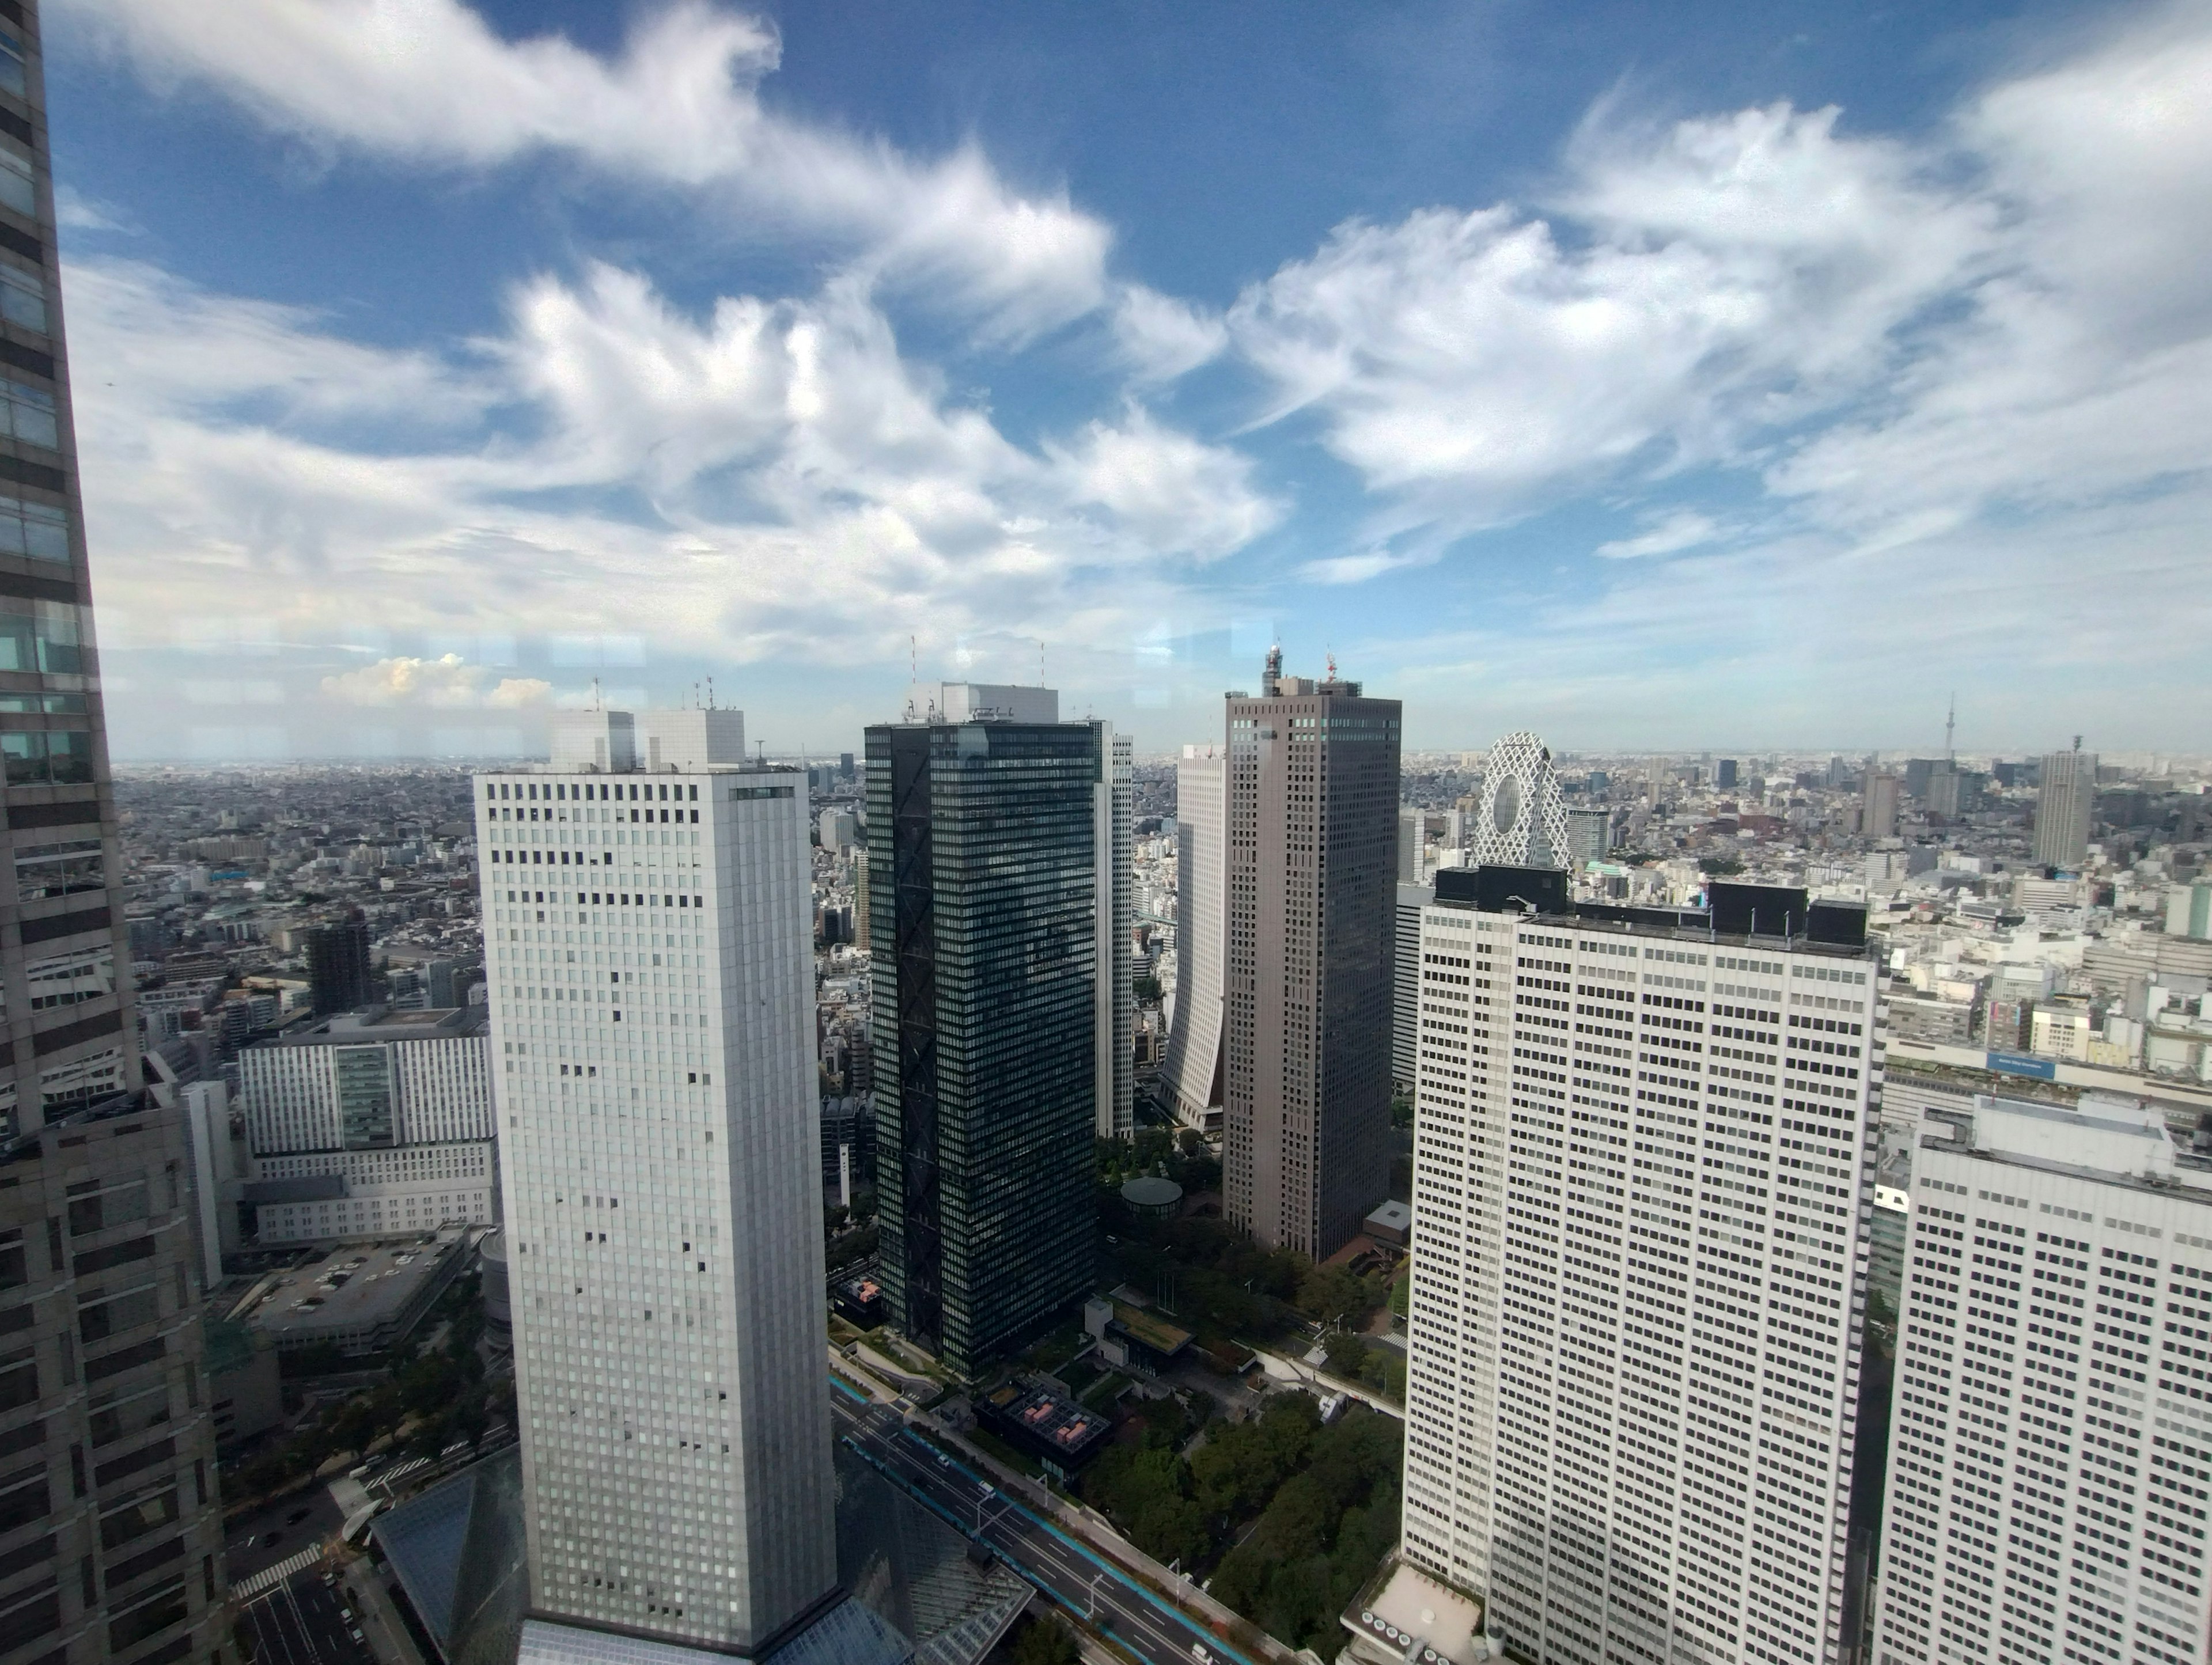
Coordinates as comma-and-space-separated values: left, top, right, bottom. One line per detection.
1120, 1175, 1184, 1218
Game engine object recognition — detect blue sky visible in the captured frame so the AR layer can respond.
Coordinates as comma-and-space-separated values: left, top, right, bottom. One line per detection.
44, 0, 2212, 759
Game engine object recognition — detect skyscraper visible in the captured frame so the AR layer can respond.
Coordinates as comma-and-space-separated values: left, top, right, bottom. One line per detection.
1399, 808, 1431, 883
2034, 741, 2097, 868
1873, 1091, 2212, 1665
1391, 881, 1433, 1095
1565, 805, 1613, 867
1717, 757, 1740, 790
0, 10, 229, 1659
1402, 867, 1880, 1665
1223, 651, 1400, 1258
1163, 744, 1226, 1133
1470, 731, 1569, 869
304, 917, 374, 1014
1862, 770, 1900, 839
478, 724, 847, 1656
1095, 726, 1134, 1139
868, 685, 1111, 1374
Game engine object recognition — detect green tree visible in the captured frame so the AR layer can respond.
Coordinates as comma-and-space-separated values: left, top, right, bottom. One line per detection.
1009, 1614, 1080, 1665
1322, 1330, 1369, 1380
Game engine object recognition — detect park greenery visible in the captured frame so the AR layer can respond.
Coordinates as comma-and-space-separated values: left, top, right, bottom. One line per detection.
1080, 1389, 1402, 1653
1006, 1612, 1080, 1665
228, 1270, 510, 1504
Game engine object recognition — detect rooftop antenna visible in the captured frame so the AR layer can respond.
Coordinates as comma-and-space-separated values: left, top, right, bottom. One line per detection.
591, 676, 601, 712
1326, 646, 1337, 682
1945, 693, 1955, 762
1039, 638, 1046, 688
910, 634, 917, 682
706, 676, 715, 711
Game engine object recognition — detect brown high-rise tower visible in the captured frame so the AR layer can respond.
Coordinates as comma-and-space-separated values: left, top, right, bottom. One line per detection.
0, 8, 229, 1663
1222, 651, 1400, 1258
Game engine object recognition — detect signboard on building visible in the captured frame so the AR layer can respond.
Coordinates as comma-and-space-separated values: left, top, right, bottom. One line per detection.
1986, 1049, 2058, 1082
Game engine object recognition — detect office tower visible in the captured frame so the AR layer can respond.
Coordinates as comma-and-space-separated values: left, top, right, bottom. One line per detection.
478, 728, 844, 1656
2169, 879, 2212, 941
1873, 1091, 2212, 1665
1717, 758, 1739, 790
1222, 651, 1400, 1258
1470, 731, 1569, 868
0, 9, 228, 1660
237, 1006, 495, 1242
1565, 805, 1613, 867
2034, 741, 2097, 868
1402, 867, 1879, 1664
868, 685, 1106, 1373
1399, 808, 1431, 883
304, 917, 374, 1014
1096, 726, 1133, 1139
1163, 744, 1226, 1133
1391, 882, 1433, 1094
1862, 770, 1900, 839
1903, 757, 1937, 801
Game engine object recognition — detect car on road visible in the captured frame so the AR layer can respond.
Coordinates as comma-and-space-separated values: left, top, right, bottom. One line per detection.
287, 1507, 311, 1524
350, 1628, 366, 1644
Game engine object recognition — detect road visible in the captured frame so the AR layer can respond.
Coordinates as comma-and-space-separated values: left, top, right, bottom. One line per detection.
225, 1486, 346, 1584
237, 1567, 378, 1665
829, 1377, 1260, 1665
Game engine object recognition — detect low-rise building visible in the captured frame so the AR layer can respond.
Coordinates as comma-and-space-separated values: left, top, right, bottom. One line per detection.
241, 1229, 469, 1355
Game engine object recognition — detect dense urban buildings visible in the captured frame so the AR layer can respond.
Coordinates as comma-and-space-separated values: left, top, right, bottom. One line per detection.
1223, 651, 1401, 1259
1873, 1090, 2212, 1665
2035, 741, 2099, 869
0, 8, 228, 1660
868, 685, 1116, 1374
1163, 742, 1226, 1132
478, 713, 842, 1656
1402, 866, 1881, 1665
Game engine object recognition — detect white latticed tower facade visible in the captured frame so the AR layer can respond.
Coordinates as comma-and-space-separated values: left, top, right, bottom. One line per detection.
1471, 730, 1569, 868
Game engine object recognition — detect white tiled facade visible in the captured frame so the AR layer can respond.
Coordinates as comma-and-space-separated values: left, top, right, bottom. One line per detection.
249, 1140, 497, 1241
1875, 1095, 2212, 1665
478, 758, 836, 1656
1403, 898, 1880, 1665
238, 1026, 490, 1152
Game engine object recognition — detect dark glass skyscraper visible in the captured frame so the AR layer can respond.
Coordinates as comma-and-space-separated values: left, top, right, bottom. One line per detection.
304, 917, 373, 1014
867, 688, 1108, 1376
0, 9, 226, 1661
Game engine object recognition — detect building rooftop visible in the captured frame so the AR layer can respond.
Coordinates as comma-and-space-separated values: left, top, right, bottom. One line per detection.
1341, 1556, 1487, 1665
259, 1005, 485, 1046
244, 1230, 464, 1348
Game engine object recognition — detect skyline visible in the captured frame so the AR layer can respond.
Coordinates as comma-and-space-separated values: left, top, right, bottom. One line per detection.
43, 0, 2212, 757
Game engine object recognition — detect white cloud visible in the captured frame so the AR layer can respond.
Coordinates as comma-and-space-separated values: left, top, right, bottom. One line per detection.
66, 255, 1274, 686
1110, 285, 1228, 383
320, 654, 551, 707
1229, 101, 1988, 530
70, 0, 1112, 337
1594, 509, 1718, 560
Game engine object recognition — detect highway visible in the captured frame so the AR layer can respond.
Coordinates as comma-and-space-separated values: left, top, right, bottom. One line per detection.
829, 1376, 1263, 1665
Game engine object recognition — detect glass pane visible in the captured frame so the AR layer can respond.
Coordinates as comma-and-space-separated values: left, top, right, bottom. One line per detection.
45, 730, 89, 783
21, 505, 67, 563
12, 407, 54, 450
0, 616, 27, 673
0, 732, 41, 784
0, 283, 44, 335
0, 174, 27, 221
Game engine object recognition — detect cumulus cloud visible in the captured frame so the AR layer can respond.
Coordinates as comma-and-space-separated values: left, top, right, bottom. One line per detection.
320, 654, 551, 707
66, 255, 1274, 674
70, 0, 1112, 337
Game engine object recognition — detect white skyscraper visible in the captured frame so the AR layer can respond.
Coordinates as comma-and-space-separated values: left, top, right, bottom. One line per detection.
478, 730, 841, 1657
1096, 723, 1134, 1137
1873, 1091, 2212, 1665
1164, 744, 1226, 1132
1403, 867, 1880, 1665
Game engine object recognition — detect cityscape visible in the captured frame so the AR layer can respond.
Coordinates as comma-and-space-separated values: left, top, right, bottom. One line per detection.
0, 4, 2207, 1665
